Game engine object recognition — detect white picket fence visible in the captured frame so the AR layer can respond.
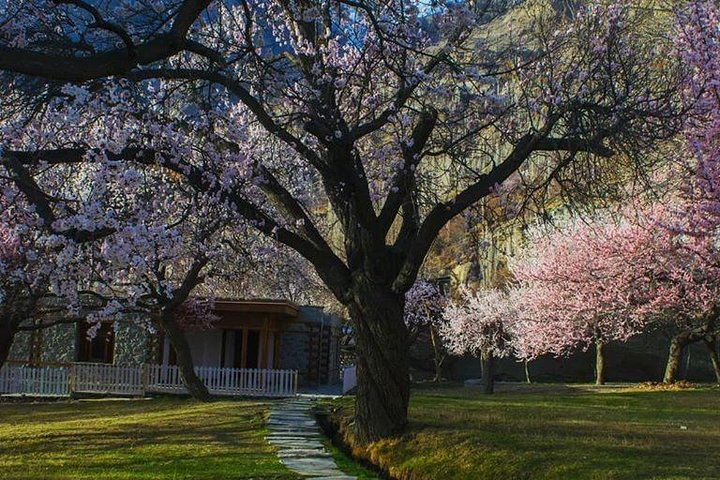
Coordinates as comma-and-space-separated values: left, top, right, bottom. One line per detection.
146, 365, 298, 397
73, 362, 146, 395
0, 363, 297, 398
0, 365, 69, 396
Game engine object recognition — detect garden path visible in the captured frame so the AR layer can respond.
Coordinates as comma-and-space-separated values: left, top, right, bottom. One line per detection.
266, 397, 356, 479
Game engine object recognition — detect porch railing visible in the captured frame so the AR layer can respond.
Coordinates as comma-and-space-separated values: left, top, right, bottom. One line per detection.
0, 363, 298, 398
146, 365, 298, 397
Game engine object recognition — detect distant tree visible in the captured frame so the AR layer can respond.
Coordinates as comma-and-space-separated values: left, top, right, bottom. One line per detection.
513, 204, 720, 385
404, 280, 448, 382
440, 288, 518, 393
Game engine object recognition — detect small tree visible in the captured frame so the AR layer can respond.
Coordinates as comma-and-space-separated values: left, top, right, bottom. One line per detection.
672, 0, 720, 382
440, 288, 517, 394
405, 280, 448, 382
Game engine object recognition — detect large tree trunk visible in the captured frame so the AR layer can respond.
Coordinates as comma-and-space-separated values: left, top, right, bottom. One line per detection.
664, 332, 690, 383
703, 337, 720, 384
481, 350, 495, 394
595, 340, 606, 386
349, 286, 409, 445
158, 314, 211, 401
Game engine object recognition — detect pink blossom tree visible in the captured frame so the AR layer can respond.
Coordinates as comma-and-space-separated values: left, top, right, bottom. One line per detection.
0, 1, 688, 441
512, 203, 720, 385
511, 212, 661, 385
440, 288, 518, 394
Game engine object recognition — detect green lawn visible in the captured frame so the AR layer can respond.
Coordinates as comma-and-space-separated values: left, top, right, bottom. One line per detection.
0, 397, 302, 480
329, 383, 720, 480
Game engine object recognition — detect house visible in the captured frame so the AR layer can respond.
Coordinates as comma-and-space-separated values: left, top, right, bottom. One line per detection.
7, 299, 342, 387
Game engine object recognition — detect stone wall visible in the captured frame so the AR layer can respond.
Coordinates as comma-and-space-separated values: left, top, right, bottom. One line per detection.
113, 322, 153, 365
278, 322, 310, 383
7, 330, 32, 363
7, 324, 76, 365
445, 330, 720, 383
6, 320, 154, 366
40, 323, 76, 364
277, 306, 343, 386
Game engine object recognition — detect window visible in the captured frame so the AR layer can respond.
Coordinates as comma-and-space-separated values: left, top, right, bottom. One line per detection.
77, 322, 115, 363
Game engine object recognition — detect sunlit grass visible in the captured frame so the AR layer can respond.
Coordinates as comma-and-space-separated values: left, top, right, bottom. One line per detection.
0, 397, 302, 480
330, 383, 720, 480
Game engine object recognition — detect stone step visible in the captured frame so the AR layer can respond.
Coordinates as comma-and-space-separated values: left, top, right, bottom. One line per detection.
266, 431, 321, 437
280, 457, 347, 476
277, 449, 334, 459
268, 413, 314, 419
267, 398, 366, 479
308, 476, 358, 480
267, 426, 320, 431
267, 437, 325, 445
268, 441, 326, 450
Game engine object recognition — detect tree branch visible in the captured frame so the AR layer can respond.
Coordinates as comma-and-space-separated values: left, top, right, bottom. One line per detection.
53, 0, 136, 53
3, 156, 115, 242
4, 146, 353, 302
378, 109, 438, 235
126, 68, 327, 173
0, 0, 212, 81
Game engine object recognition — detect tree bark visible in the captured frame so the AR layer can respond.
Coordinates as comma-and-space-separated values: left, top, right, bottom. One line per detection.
595, 340, 606, 386
429, 325, 444, 382
158, 313, 211, 401
0, 318, 16, 369
524, 360, 531, 384
664, 333, 689, 383
349, 286, 410, 445
703, 337, 720, 384
481, 350, 495, 394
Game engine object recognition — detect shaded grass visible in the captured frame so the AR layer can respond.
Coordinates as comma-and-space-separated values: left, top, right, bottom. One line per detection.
319, 434, 380, 479
329, 384, 720, 480
0, 397, 303, 479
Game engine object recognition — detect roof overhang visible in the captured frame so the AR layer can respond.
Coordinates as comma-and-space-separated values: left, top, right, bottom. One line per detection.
213, 299, 299, 319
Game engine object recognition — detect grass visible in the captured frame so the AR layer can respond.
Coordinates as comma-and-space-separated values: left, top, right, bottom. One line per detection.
319, 435, 380, 479
0, 397, 303, 480
328, 383, 720, 480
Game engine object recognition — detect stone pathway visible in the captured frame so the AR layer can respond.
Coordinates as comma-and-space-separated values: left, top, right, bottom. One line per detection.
266, 397, 356, 479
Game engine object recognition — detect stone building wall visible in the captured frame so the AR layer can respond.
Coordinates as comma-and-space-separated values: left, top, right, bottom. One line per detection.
7, 330, 32, 363
277, 306, 342, 386
40, 323, 76, 364
278, 322, 310, 383
6, 320, 153, 366
113, 322, 153, 365
7, 324, 77, 365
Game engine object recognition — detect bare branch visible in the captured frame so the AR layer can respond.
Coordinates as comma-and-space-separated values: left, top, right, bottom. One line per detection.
0, 0, 212, 81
